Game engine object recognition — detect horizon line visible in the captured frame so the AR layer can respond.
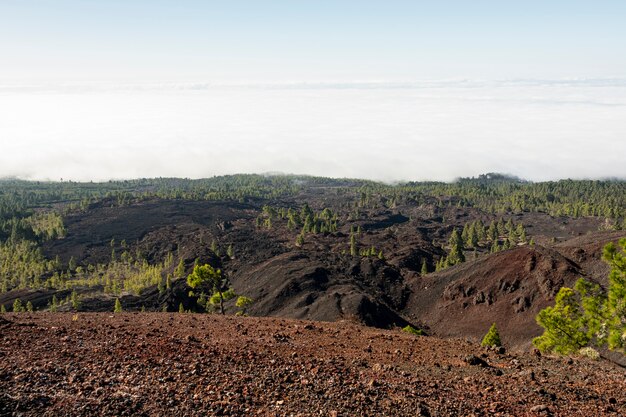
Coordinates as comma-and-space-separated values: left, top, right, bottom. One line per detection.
2, 172, 626, 185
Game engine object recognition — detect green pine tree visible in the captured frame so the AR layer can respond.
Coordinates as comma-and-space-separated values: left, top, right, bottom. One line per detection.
350, 233, 357, 256
13, 299, 24, 313
447, 228, 465, 265
481, 323, 502, 347
49, 295, 58, 312
70, 290, 80, 310
174, 259, 185, 278
114, 298, 123, 313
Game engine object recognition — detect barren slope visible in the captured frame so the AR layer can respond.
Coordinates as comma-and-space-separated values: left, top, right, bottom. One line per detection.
1, 313, 624, 417
403, 245, 590, 348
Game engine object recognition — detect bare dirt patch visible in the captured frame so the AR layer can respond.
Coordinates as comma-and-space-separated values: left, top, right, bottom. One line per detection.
1, 313, 624, 416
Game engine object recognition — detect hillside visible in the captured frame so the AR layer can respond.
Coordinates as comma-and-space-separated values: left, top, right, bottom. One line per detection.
1, 175, 625, 351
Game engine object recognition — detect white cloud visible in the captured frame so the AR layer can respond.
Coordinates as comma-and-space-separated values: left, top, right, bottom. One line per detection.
0, 80, 625, 182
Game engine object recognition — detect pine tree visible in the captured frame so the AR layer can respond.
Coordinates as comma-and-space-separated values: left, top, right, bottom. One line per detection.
602, 240, 626, 350
0, 304, 6, 313
507, 235, 516, 248
520, 227, 528, 243
461, 223, 470, 242
516, 223, 526, 242
49, 295, 58, 312
350, 233, 357, 257
71, 290, 80, 310
175, 259, 185, 278
476, 220, 486, 242
481, 323, 502, 347
114, 298, 123, 313
421, 259, 428, 276
227, 244, 234, 259
26, 301, 34, 312
449, 228, 462, 247
497, 218, 505, 236
466, 224, 478, 248
295, 233, 305, 247
187, 263, 236, 315
505, 219, 514, 235
179, 302, 185, 313
13, 299, 24, 312
533, 285, 591, 354
487, 221, 498, 242
532, 239, 626, 355
447, 228, 465, 265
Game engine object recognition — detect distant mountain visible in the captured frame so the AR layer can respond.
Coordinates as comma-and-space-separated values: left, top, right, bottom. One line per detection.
458, 172, 528, 184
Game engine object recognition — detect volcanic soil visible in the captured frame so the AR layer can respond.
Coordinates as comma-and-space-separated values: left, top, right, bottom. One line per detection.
1, 313, 624, 416
6, 197, 619, 351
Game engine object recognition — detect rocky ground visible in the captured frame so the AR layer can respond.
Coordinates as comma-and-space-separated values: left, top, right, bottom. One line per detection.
1, 313, 624, 416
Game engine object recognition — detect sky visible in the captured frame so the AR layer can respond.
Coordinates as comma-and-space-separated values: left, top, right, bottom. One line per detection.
1, 1, 625, 182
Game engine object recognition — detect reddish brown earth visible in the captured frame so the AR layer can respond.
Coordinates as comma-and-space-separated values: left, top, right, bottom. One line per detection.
1, 313, 625, 417
405, 244, 587, 349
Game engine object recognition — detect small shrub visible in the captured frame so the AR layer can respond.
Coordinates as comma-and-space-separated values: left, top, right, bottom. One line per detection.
114, 298, 123, 313
402, 325, 424, 336
481, 323, 502, 347
236, 296, 253, 316
578, 347, 600, 360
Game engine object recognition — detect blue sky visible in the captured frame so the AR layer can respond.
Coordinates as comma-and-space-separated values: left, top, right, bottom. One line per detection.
1, 1, 625, 181
2, 1, 626, 82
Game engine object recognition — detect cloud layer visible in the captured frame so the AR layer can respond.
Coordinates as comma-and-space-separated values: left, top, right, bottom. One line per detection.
1, 80, 625, 182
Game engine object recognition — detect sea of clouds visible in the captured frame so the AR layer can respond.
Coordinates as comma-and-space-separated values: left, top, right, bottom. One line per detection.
1, 79, 625, 182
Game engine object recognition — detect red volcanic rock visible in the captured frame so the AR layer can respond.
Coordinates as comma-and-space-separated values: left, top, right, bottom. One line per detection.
1, 313, 624, 416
